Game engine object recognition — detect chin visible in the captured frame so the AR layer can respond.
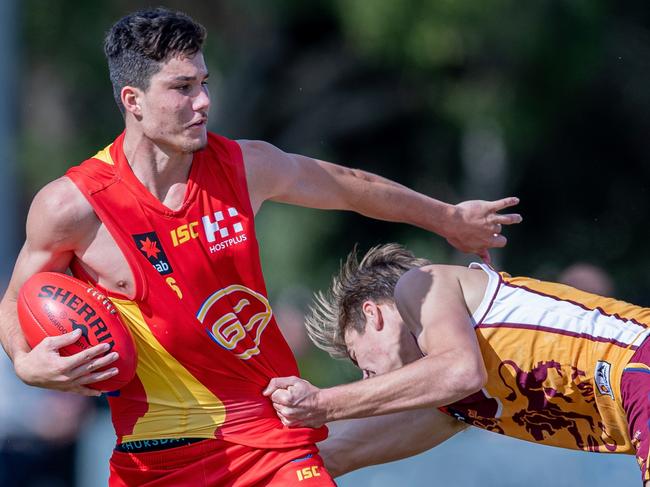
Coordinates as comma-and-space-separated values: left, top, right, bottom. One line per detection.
182, 136, 208, 153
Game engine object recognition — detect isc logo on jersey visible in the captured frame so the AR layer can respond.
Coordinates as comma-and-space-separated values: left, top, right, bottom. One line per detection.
170, 207, 247, 254
133, 232, 173, 275
195, 285, 271, 360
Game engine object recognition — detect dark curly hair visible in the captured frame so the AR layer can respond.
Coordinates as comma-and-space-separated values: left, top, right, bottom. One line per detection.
104, 8, 206, 113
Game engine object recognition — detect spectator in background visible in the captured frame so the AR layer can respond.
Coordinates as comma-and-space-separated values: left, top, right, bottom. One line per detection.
558, 262, 614, 296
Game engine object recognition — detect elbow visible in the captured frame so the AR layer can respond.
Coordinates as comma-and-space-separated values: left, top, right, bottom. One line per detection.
451, 361, 487, 397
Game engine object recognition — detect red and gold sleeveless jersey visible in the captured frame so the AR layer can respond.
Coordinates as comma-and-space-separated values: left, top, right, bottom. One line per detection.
65, 132, 327, 448
440, 263, 650, 454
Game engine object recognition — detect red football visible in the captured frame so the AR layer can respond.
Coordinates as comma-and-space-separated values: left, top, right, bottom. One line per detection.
17, 272, 137, 391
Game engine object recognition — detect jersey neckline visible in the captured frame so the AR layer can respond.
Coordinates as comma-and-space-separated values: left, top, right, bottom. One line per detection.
110, 131, 201, 218
469, 262, 502, 326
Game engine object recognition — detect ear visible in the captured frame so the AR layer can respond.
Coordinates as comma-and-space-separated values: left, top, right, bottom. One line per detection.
361, 300, 383, 331
121, 86, 142, 117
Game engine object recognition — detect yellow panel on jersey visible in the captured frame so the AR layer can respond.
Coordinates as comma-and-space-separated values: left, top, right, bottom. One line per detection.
111, 298, 226, 442
92, 144, 115, 165
443, 263, 650, 454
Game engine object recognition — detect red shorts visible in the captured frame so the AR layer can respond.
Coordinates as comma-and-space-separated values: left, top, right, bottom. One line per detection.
621, 336, 650, 483
108, 439, 336, 487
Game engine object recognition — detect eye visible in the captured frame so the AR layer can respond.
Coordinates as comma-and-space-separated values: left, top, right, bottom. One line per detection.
175, 84, 191, 92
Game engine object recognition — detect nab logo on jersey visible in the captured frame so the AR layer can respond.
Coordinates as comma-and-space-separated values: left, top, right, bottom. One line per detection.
132, 232, 173, 276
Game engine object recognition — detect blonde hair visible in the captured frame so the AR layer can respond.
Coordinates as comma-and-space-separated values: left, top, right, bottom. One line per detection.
305, 243, 431, 359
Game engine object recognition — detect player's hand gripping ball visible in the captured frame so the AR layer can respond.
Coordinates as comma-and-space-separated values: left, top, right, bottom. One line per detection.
17, 272, 137, 391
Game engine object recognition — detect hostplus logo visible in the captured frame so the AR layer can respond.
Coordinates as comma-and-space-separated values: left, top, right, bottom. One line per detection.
170, 206, 247, 254
133, 232, 174, 275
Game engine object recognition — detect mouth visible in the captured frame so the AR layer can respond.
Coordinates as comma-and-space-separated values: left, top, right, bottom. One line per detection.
187, 117, 207, 128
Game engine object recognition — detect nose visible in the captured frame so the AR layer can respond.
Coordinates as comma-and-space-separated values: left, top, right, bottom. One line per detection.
194, 84, 210, 113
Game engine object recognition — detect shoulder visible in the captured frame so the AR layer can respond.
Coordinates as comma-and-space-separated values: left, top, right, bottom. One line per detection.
394, 265, 466, 314
31, 176, 94, 221
236, 140, 296, 211
396, 264, 459, 294
237, 139, 286, 165
27, 177, 98, 249
236, 139, 289, 178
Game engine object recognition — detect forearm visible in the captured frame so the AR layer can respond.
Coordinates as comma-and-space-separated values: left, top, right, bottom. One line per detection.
320, 354, 483, 421
318, 164, 456, 238
263, 151, 455, 236
319, 409, 465, 477
246, 141, 521, 255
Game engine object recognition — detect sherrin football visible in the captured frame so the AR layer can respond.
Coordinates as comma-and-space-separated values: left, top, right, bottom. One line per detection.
17, 272, 137, 391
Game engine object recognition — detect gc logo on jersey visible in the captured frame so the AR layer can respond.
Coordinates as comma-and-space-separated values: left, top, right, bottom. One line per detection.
132, 232, 173, 275
196, 285, 272, 360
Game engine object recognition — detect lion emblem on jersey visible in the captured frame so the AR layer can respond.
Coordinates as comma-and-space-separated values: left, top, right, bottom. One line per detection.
195, 284, 272, 360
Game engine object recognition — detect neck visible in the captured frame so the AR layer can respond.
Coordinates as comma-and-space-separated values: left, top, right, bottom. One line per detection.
122, 128, 193, 204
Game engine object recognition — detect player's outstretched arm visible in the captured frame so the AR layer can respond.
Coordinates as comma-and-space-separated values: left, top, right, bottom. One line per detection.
318, 408, 466, 477
240, 139, 521, 260
0, 178, 119, 396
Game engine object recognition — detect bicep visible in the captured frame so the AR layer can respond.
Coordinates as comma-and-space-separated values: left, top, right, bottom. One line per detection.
5, 179, 86, 299
0, 185, 79, 354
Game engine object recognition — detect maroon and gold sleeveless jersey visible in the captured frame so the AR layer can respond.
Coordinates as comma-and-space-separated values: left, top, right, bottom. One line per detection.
66, 132, 327, 448
440, 263, 650, 454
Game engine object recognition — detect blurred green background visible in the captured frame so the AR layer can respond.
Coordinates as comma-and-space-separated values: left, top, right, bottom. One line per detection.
16, 0, 650, 386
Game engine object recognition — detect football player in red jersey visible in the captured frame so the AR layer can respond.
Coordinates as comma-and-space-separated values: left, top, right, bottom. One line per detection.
0, 8, 520, 486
